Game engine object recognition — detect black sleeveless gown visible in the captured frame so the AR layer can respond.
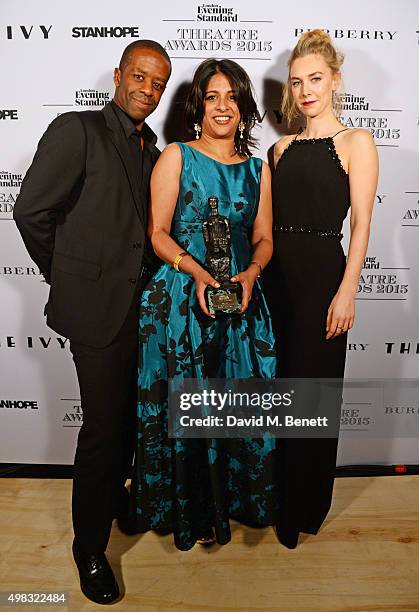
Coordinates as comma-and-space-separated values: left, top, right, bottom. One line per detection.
269, 131, 350, 546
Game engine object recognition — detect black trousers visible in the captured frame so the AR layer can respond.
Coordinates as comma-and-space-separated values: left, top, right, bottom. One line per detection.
70, 286, 143, 553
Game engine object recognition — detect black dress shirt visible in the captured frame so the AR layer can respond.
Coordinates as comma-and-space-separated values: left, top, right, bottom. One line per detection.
110, 100, 158, 276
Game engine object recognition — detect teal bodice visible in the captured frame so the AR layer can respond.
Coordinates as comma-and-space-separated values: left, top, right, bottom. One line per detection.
172, 143, 262, 276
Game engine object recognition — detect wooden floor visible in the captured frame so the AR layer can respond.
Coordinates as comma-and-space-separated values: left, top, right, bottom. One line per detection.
0, 477, 418, 612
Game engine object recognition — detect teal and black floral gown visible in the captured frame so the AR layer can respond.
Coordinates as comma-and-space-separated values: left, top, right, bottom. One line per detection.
134, 143, 278, 550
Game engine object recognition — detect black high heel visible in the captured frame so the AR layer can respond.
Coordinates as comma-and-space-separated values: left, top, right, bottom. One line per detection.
196, 527, 216, 546
274, 524, 299, 549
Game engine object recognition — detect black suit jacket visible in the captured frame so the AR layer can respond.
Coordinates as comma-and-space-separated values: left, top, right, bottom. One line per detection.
14, 103, 160, 347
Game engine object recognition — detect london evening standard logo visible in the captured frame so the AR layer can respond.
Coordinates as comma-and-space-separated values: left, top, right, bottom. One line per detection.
0, 170, 22, 219
341, 92, 401, 144
74, 89, 110, 107
163, 4, 273, 55
197, 4, 238, 22
0, 399, 38, 409
71, 26, 140, 38
356, 255, 409, 299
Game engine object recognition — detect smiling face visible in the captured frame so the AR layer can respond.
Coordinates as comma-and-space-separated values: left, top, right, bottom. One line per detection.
290, 53, 340, 120
113, 47, 171, 127
201, 72, 241, 140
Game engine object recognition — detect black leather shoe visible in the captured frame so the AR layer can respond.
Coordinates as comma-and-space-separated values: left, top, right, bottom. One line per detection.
72, 540, 120, 604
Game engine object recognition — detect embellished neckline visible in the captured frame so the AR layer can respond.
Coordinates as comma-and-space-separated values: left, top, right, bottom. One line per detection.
278, 136, 348, 178
295, 135, 337, 143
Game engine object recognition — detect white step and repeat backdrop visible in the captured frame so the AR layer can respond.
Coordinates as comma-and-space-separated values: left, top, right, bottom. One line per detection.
1, 0, 418, 465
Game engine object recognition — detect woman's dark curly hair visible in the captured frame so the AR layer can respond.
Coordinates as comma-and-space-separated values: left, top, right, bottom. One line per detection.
184, 58, 258, 158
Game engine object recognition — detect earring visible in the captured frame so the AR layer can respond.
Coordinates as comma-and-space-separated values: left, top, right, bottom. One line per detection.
194, 123, 201, 139
238, 120, 245, 139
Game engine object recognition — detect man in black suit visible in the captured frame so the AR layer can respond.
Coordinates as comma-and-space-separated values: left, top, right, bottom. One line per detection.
14, 40, 171, 604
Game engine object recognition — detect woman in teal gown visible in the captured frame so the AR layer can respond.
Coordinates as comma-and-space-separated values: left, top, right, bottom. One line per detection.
133, 59, 278, 551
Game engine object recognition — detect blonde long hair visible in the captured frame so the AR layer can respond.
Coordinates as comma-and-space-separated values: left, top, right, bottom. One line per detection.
282, 30, 345, 127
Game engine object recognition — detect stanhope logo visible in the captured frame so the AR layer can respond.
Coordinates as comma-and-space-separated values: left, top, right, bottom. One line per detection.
0, 110, 18, 120
0, 399, 38, 409
72, 26, 140, 38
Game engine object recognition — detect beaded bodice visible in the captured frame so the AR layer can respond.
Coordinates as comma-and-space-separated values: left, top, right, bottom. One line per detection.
272, 134, 350, 234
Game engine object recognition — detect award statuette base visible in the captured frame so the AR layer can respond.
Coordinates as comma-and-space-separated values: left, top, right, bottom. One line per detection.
205, 281, 242, 316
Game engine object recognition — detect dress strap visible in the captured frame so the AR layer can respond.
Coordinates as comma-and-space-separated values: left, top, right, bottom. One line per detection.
331, 128, 349, 138
294, 127, 304, 141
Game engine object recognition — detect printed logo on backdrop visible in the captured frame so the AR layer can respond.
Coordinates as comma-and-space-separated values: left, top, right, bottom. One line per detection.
0, 399, 38, 410
294, 28, 397, 41
341, 380, 419, 438
0, 171, 22, 219
61, 399, 83, 427
3, 25, 52, 40
340, 93, 401, 146
0, 110, 18, 120
42, 89, 111, 112
197, 4, 238, 22
356, 255, 410, 301
163, 3, 273, 57
75, 89, 110, 107
71, 26, 140, 38
402, 192, 419, 228
0, 336, 68, 349
385, 342, 419, 355
0, 266, 43, 279
347, 343, 369, 352
341, 403, 372, 433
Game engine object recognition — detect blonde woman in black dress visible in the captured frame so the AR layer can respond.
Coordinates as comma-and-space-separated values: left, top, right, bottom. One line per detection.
271, 30, 378, 548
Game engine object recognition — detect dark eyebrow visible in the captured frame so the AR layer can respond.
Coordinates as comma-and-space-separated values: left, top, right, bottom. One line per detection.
131, 68, 167, 83
205, 89, 236, 94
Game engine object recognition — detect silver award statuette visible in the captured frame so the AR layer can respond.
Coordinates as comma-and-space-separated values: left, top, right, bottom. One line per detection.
202, 196, 242, 316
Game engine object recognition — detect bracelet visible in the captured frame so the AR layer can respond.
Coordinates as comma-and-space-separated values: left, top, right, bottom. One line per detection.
173, 251, 188, 271
250, 260, 263, 277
